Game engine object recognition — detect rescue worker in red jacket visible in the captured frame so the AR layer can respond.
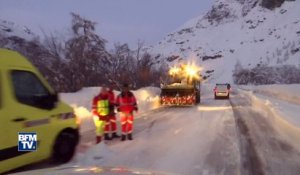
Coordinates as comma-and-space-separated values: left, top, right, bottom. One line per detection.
105, 86, 120, 139
92, 87, 111, 143
116, 83, 138, 141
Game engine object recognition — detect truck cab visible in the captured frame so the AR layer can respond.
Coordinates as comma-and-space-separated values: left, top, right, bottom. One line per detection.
0, 49, 79, 173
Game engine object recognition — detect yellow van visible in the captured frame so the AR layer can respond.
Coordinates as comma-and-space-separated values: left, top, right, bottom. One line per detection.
0, 49, 80, 173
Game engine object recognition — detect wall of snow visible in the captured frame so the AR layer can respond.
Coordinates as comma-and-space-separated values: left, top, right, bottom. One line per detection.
238, 86, 300, 152
239, 84, 300, 105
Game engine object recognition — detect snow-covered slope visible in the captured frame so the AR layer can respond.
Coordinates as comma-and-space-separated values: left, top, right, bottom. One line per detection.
239, 84, 300, 105
149, 0, 300, 83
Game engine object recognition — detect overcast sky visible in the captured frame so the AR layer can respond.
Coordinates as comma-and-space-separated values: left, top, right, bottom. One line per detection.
0, 0, 213, 49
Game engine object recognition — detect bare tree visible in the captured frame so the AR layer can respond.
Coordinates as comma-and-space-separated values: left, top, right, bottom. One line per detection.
65, 12, 111, 91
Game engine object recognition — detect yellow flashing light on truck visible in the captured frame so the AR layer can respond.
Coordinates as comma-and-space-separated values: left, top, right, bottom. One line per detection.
161, 62, 202, 106
0, 49, 80, 174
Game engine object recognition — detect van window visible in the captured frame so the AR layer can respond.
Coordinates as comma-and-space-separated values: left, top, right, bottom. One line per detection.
11, 70, 50, 108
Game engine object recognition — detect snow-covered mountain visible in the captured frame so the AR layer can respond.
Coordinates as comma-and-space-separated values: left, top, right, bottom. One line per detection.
148, 0, 300, 83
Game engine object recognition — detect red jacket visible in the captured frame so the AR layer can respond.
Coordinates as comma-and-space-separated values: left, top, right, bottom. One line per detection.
116, 91, 137, 113
107, 89, 116, 113
108, 89, 115, 104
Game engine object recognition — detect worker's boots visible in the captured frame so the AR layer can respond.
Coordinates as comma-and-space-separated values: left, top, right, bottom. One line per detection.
112, 132, 120, 139
104, 133, 111, 140
128, 133, 133, 140
121, 135, 126, 141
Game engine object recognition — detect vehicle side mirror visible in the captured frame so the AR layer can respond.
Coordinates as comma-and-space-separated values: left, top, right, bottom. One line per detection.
36, 93, 58, 110
48, 93, 58, 109
51, 93, 59, 103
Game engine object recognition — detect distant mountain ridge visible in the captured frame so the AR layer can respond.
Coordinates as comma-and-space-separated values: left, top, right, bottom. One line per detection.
1, 0, 300, 85
148, 0, 300, 83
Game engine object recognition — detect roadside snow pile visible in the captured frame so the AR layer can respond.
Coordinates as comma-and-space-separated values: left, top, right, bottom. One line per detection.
239, 84, 300, 105
60, 87, 101, 118
237, 88, 300, 157
239, 84, 300, 134
60, 87, 161, 133
134, 87, 161, 114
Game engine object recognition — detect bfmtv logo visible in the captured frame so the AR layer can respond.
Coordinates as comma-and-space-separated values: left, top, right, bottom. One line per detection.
18, 132, 37, 151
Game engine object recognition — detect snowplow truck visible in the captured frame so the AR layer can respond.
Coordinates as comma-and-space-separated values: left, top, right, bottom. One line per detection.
160, 63, 201, 106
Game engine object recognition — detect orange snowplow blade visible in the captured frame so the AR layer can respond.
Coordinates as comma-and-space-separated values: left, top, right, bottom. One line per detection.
160, 95, 196, 106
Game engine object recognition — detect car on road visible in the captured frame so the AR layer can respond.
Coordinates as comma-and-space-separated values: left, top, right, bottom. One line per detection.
214, 83, 231, 99
0, 49, 80, 174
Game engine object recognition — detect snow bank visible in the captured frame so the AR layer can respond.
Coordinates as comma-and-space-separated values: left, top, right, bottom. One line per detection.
60, 87, 100, 133
239, 88, 300, 152
133, 87, 161, 114
239, 84, 300, 105
60, 87, 161, 133
238, 84, 300, 129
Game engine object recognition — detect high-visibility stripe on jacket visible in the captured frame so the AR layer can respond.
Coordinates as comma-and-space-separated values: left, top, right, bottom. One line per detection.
92, 93, 110, 117
97, 100, 109, 116
120, 112, 133, 134
116, 91, 137, 113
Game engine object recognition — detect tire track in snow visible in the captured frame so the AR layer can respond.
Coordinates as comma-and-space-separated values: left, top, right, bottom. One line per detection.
200, 98, 240, 175
230, 95, 265, 175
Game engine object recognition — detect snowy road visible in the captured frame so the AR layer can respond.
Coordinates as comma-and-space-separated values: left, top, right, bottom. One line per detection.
95, 99, 240, 175
74, 88, 300, 175
10, 86, 300, 175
